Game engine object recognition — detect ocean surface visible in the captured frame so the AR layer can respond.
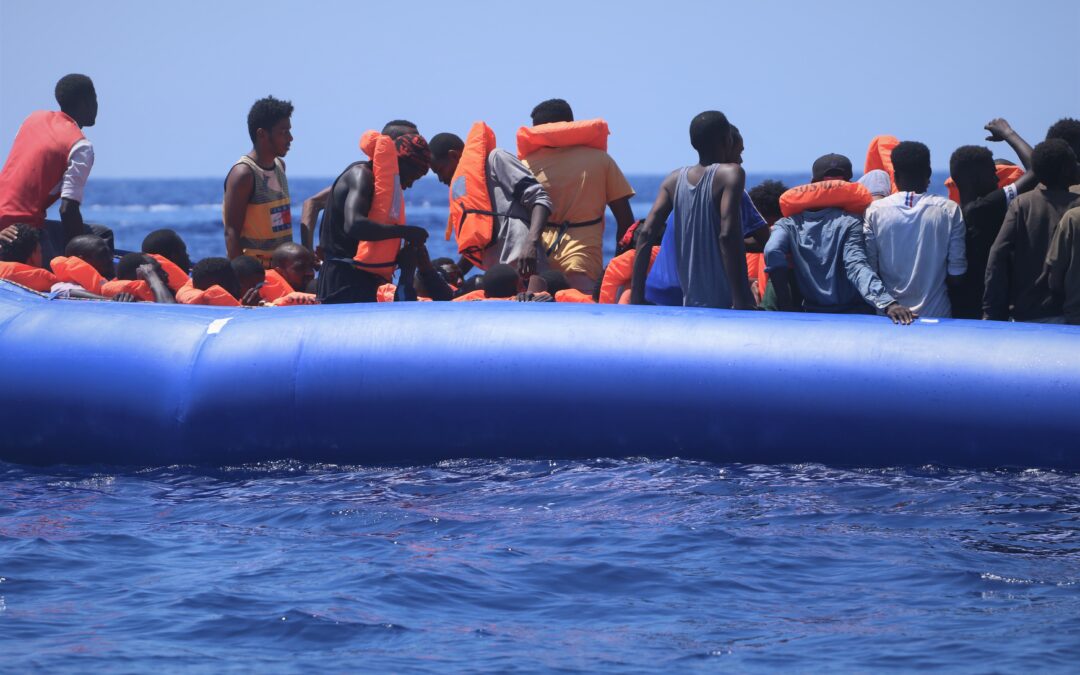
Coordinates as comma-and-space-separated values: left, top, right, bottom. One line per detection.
13, 175, 1078, 671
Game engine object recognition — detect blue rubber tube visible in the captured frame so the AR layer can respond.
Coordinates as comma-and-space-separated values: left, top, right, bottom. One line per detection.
0, 280, 1077, 469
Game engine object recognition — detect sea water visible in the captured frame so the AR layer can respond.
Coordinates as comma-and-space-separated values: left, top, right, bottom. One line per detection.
13, 177, 1078, 670
1, 460, 1078, 671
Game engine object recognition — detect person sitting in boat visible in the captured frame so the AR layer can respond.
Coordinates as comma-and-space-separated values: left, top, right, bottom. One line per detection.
517, 98, 636, 294
0, 224, 57, 292
222, 96, 296, 267
746, 179, 785, 305
0, 74, 114, 266
315, 131, 432, 304
269, 242, 317, 295
984, 139, 1080, 323
113, 253, 176, 303
229, 253, 317, 306
46, 235, 152, 302
429, 124, 553, 281
764, 154, 916, 323
864, 142, 967, 319
141, 228, 192, 292
629, 111, 756, 309
176, 257, 260, 307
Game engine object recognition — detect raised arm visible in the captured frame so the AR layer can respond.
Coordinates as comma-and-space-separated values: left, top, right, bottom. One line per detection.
222, 163, 254, 259
985, 118, 1039, 195
630, 172, 677, 305
714, 166, 755, 309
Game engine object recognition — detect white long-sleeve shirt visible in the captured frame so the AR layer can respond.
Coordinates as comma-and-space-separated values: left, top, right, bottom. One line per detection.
48, 139, 94, 204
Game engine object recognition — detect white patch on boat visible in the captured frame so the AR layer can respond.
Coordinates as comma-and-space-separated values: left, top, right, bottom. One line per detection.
918, 319, 939, 324
206, 318, 232, 335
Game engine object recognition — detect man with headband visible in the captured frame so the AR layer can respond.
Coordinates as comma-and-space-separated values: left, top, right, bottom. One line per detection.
315, 130, 433, 303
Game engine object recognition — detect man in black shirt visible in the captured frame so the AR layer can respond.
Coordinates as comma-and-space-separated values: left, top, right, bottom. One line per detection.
948, 118, 1038, 319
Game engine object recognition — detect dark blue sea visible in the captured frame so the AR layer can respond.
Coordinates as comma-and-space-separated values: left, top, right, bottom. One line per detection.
9, 175, 1078, 672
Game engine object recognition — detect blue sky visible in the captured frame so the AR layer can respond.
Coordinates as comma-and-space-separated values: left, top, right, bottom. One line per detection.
1, 0, 1077, 178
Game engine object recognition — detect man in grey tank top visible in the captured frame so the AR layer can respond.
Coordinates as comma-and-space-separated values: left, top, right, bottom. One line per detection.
630, 111, 755, 309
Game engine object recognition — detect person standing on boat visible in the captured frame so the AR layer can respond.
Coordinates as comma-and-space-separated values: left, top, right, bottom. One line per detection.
222, 96, 297, 267
629, 111, 756, 309
315, 132, 432, 303
516, 99, 636, 294
863, 142, 967, 318
0, 74, 113, 266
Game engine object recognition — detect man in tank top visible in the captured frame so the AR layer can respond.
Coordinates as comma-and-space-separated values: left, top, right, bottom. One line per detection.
629, 111, 756, 309
222, 96, 297, 267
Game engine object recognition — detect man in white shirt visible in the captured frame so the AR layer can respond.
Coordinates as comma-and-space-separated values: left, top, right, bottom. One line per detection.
0, 74, 112, 263
863, 141, 967, 318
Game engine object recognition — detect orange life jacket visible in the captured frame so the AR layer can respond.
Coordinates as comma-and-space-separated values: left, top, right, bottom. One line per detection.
0, 111, 85, 227
945, 164, 1026, 204
554, 288, 595, 303
864, 135, 899, 194
452, 289, 488, 302
147, 254, 190, 292
779, 180, 873, 218
599, 247, 660, 304
352, 131, 405, 281
445, 122, 498, 268
515, 119, 609, 159
259, 269, 317, 305
0, 261, 58, 292
175, 281, 241, 306
745, 252, 769, 303
51, 255, 154, 301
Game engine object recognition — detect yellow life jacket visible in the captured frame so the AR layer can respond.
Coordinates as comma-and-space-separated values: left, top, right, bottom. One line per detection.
229, 155, 292, 266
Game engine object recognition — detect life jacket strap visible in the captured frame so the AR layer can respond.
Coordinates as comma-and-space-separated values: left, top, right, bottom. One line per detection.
544, 217, 604, 257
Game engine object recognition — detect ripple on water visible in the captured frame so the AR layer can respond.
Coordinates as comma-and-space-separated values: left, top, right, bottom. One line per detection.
1, 459, 1078, 671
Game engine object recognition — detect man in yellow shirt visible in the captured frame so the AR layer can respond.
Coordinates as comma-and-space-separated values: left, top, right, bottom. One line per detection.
519, 99, 635, 293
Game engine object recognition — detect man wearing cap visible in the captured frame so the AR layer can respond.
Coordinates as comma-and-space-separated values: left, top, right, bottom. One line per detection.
764, 153, 916, 323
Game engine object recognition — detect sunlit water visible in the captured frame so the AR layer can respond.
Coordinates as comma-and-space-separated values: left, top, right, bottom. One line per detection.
2, 459, 1077, 671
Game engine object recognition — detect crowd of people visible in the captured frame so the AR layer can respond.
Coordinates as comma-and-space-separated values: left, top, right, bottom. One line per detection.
2, 74, 1080, 326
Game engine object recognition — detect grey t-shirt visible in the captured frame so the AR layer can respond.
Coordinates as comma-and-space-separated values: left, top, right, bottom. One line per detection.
481, 149, 553, 272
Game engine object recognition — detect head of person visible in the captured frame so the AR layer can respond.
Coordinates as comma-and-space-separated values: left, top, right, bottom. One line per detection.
432, 256, 464, 288
890, 141, 932, 193
141, 228, 192, 271
247, 95, 293, 158
230, 255, 265, 296
949, 145, 998, 199
728, 125, 745, 165
65, 234, 113, 278
382, 119, 419, 139
459, 274, 484, 293
811, 153, 854, 183
0, 224, 42, 267
530, 99, 574, 126
539, 269, 571, 295
429, 133, 465, 186
1031, 139, 1079, 191
394, 133, 431, 189
270, 242, 316, 291
192, 257, 242, 298
748, 180, 786, 226
115, 252, 164, 281
482, 264, 522, 298
689, 111, 736, 164
1046, 117, 1080, 162
857, 169, 893, 200
55, 74, 97, 128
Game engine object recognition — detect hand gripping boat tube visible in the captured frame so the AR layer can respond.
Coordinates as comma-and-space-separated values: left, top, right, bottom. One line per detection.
0, 280, 1078, 469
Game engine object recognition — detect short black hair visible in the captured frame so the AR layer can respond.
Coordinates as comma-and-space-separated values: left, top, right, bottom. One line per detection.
431, 257, 455, 267
54, 74, 95, 112
482, 264, 519, 298
270, 242, 310, 268
230, 254, 266, 281
247, 96, 293, 144
116, 252, 154, 280
1046, 117, 1080, 159
65, 233, 107, 258
531, 99, 574, 126
748, 180, 787, 221
0, 224, 39, 263
141, 228, 187, 262
890, 141, 932, 181
429, 133, 464, 160
689, 111, 731, 152
1031, 139, 1078, 190
459, 275, 484, 293
539, 270, 570, 294
192, 257, 239, 293
949, 145, 995, 184
382, 119, 418, 139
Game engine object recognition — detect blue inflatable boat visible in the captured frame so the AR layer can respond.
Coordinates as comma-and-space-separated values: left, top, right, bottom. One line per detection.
0, 279, 1077, 469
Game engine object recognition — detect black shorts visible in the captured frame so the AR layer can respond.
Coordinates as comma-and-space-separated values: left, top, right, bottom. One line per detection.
316, 259, 384, 304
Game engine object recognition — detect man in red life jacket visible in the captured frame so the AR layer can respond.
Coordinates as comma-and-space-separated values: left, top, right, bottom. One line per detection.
0, 74, 113, 265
